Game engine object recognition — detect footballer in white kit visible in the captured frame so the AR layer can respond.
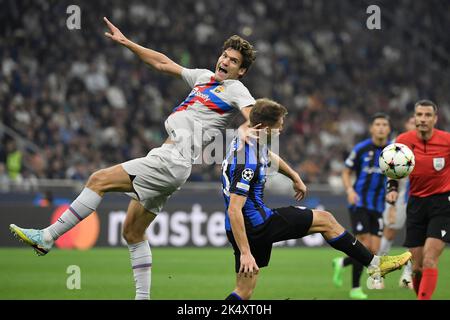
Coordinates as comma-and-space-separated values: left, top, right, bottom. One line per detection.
122, 67, 256, 212
9, 18, 258, 300
383, 178, 409, 230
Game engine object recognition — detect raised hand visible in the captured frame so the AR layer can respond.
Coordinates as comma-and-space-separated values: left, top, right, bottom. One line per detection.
103, 17, 128, 45
237, 123, 261, 151
239, 252, 259, 278
293, 178, 307, 201
346, 187, 360, 205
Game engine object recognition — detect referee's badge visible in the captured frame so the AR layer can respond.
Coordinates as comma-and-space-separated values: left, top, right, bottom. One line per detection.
433, 157, 445, 171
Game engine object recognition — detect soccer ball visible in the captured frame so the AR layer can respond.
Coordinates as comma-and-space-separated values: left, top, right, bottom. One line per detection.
379, 143, 415, 179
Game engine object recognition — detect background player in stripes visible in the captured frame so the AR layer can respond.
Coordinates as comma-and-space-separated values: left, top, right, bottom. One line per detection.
9, 17, 258, 300
222, 99, 411, 300
332, 113, 392, 299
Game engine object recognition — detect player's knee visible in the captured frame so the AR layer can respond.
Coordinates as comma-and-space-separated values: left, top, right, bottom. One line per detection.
86, 169, 108, 192
122, 225, 142, 244
315, 210, 338, 232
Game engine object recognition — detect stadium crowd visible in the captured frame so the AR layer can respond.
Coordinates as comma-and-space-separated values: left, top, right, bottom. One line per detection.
1, 0, 450, 187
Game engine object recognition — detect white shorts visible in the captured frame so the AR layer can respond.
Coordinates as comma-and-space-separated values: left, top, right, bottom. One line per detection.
383, 178, 408, 230
383, 200, 407, 230
121, 143, 192, 213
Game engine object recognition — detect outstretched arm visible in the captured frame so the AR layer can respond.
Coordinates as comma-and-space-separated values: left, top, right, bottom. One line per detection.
228, 193, 259, 277
342, 167, 359, 205
269, 151, 307, 201
103, 17, 183, 77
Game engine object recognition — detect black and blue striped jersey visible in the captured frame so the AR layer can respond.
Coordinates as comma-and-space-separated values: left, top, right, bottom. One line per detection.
345, 138, 391, 213
221, 137, 273, 231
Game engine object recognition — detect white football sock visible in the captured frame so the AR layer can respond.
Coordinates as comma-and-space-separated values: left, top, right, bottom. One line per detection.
369, 255, 380, 267
378, 237, 393, 256
128, 240, 152, 300
44, 188, 102, 242
404, 260, 412, 274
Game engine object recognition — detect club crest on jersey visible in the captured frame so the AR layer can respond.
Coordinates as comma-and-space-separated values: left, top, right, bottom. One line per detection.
433, 157, 445, 171
214, 86, 224, 94
242, 168, 254, 181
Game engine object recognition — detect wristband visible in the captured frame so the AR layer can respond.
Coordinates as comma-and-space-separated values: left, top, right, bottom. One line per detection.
386, 179, 399, 193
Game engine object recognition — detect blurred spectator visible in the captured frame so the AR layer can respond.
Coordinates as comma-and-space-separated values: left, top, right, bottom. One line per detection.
5, 140, 22, 181
0, 163, 10, 192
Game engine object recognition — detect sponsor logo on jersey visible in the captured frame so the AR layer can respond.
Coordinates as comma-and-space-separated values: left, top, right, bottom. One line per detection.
191, 87, 210, 102
364, 151, 374, 161
362, 166, 383, 174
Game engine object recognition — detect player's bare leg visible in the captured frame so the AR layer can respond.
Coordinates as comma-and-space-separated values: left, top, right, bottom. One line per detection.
409, 246, 423, 295
380, 227, 397, 255
10, 164, 133, 255
369, 235, 381, 254
417, 238, 445, 300
86, 164, 135, 196
227, 273, 259, 300
123, 199, 157, 300
422, 238, 445, 269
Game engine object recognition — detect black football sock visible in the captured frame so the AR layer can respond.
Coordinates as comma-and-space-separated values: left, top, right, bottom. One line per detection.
352, 259, 364, 288
327, 231, 373, 266
343, 256, 353, 267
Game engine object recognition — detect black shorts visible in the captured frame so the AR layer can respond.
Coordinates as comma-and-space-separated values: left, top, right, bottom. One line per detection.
226, 206, 313, 273
404, 191, 450, 247
349, 206, 383, 236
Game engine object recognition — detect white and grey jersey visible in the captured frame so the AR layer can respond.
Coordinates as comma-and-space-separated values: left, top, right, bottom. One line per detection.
164, 68, 255, 161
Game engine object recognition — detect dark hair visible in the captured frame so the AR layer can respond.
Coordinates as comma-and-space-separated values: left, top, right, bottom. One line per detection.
405, 114, 415, 122
371, 112, 391, 125
250, 98, 287, 127
414, 99, 438, 113
222, 35, 256, 72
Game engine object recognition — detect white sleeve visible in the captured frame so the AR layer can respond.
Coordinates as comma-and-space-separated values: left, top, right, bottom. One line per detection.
181, 68, 210, 88
231, 83, 256, 109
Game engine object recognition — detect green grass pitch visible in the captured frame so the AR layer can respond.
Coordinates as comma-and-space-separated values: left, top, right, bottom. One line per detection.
1, 247, 449, 300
